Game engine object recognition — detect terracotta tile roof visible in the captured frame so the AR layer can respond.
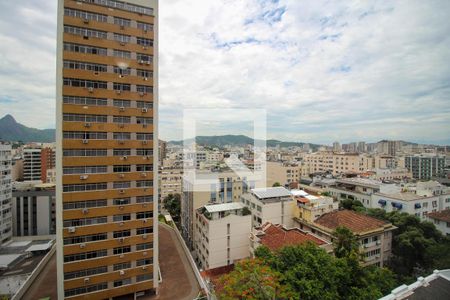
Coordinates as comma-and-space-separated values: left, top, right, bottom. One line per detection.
314, 209, 389, 234
428, 210, 450, 223
257, 223, 326, 251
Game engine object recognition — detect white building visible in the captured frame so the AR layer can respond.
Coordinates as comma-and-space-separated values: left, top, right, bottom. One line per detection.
427, 210, 450, 236
241, 187, 295, 228
0, 143, 13, 245
12, 183, 56, 236
23, 148, 42, 182
194, 202, 251, 270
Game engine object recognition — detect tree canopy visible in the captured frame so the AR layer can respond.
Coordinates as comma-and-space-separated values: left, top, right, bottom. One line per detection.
163, 193, 181, 222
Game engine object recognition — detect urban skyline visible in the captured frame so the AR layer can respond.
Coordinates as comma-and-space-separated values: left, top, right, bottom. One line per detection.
0, 0, 449, 145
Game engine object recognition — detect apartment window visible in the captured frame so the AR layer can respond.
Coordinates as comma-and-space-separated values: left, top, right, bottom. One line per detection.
113, 230, 131, 238
137, 69, 153, 78
63, 113, 107, 123
64, 8, 107, 22
113, 214, 131, 222
137, 21, 153, 31
81, 0, 153, 16
63, 216, 107, 227
63, 96, 107, 106
113, 278, 131, 287
113, 262, 131, 271
113, 83, 131, 91
113, 116, 131, 124
63, 42, 107, 55
113, 246, 131, 255
64, 282, 107, 297
63, 249, 107, 263
136, 258, 153, 266
113, 197, 131, 205
63, 199, 107, 210
136, 180, 152, 188
63, 131, 107, 140
136, 195, 153, 203
113, 66, 131, 76
113, 149, 131, 156
63, 183, 107, 193
113, 17, 131, 27
136, 149, 153, 156
136, 242, 153, 251
137, 53, 152, 63
113, 181, 131, 189
63, 78, 107, 89
113, 49, 131, 59
136, 133, 153, 140
136, 164, 153, 172
113, 99, 131, 107
114, 33, 131, 43
137, 227, 153, 235
64, 266, 107, 280
64, 232, 107, 245
113, 132, 131, 140
64, 25, 107, 39
63, 166, 107, 174
136, 211, 153, 219
113, 165, 131, 173
136, 274, 152, 282
137, 85, 153, 94
63, 149, 107, 157
63, 60, 107, 72
137, 37, 153, 47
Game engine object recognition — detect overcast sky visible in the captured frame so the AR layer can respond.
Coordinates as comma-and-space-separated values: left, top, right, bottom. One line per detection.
0, 0, 449, 145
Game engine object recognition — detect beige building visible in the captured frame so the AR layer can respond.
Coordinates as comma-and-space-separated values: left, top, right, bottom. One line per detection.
56, 0, 158, 298
291, 189, 338, 223
194, 202, 251, 270
159, 168, 183, 200
266, 161, 302, 187
296, 210, 396, 267
302, 152, 370, 177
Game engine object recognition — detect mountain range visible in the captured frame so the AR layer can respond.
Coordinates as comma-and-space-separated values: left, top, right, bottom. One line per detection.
0, 114, 55, 143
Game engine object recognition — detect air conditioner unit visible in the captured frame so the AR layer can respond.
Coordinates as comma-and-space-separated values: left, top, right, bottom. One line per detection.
143, 218, 148, 223
141, 108, 148, 113
82, 208, 89, 214
119, 173, 125, 178
80, 243, 86, 249
119, 106, 125, 112
88, 87, 94, 93
139, 60, 144, 64
116, 90, 122, 94
143, 124, 147, 128
142, 234, 147, 239
142, 141, 148, 145
144, 156, 150, 160
84, 123, 91, 128
139, 92, 144, 97
84, 277, 90, 283
142, 266, 147, 270
119, 222, 124, 227
143, 46, 148, 50
120, 25, 125, 30
119, 270, 125, 275
80, 175, 88, 180
82, 139, 89, 144
119, 189, 125, 194
376, 241, 381, 245
68, 227, 76, 233
122, 156, 128, 160
119, 254, 124, 258
142, 203, 147, 208
146, 61, 151, 65
119, 123, 125, 128
143, 251, 148, 256
143, 29, 148, 33
119, 238, 125, 243
118, 140, 125, 144
83, 18, 89, 24
119, 205, 124, 210
143, 77, 148, 81
141, 173, 147, 177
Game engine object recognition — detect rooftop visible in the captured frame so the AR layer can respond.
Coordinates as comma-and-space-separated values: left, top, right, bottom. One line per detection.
314, 210, 391, 234
204, 202, 245, 213
376, 192, 436, 201
256, 223, 327, 251
251, 187, 291, 199
335, 178, 382, 188
428, 210, 450, 223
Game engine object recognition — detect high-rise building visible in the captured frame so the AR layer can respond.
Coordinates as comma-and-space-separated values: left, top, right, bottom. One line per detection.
23, 147, 42, 182
0, 143, 13, 246
56, 0, 158, 299
405, 154, 445, 180
41, 146, 56, 182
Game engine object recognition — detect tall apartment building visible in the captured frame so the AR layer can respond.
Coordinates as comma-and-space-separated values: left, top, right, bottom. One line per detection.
23, 148, 42, 182
41, 146, 56, 182
56, 0, 158, 299
0, 143, 13, 245
302, 152, 371, 177
405, 154, 445, 180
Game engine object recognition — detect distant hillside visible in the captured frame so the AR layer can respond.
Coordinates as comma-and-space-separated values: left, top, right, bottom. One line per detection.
169, 134, 321, 150
0, 114, 55, 143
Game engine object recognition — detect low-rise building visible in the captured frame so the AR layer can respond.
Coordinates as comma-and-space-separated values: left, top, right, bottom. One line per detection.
291, 189, 339, 222
241, 187, 295, 228
427, 210, 450, 236
194, 202, 251, 270
297, 210, 396, 267
266, 161, 302, 187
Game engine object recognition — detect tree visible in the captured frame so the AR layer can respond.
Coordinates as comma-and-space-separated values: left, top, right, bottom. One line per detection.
163, 193, 181, 221
216, 259, 294, 300
333, 226, 361, 260
272, 182, 282, 187
340, 199, 365, 212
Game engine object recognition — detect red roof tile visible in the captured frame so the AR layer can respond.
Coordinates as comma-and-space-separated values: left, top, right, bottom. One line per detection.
314, 209, 389, 234
428, 209, 450, 223
257, 223, 326, 251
